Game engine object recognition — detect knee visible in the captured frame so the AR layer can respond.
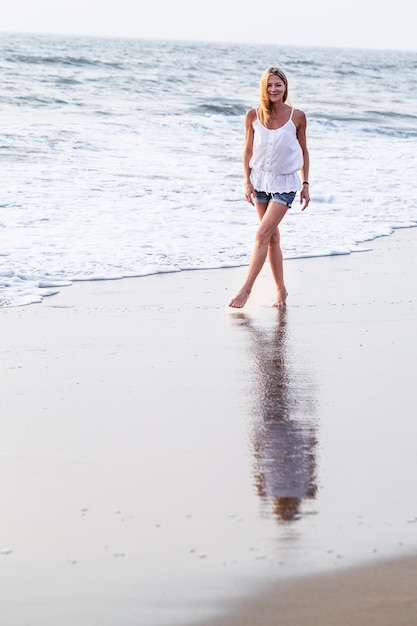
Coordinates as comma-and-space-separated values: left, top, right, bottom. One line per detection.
269, 231, 280, 246
255, 228, 271, 247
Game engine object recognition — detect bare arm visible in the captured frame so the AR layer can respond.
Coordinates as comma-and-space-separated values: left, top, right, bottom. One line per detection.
243, 108, 256, 205
294, 109, 310, 210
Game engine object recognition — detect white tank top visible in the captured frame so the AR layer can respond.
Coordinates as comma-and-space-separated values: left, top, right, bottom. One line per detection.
249, 107, 303, 193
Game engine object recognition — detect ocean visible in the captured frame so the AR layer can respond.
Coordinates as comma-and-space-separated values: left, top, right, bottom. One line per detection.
1, 33, 417, 307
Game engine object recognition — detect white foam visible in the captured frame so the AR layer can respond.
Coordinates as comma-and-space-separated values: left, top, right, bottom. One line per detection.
1, 37, 417, 306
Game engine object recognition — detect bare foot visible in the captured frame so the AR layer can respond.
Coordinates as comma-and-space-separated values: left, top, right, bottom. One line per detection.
228, 289, 250, 308
272, 288, 288, 308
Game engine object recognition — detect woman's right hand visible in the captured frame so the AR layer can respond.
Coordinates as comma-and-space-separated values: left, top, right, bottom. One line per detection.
245, 182, 255, 205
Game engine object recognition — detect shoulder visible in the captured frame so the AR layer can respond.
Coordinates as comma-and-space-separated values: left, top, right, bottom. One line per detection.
245, 108, 258, 122
245, 108, 258, 132
292, 107, 307, 128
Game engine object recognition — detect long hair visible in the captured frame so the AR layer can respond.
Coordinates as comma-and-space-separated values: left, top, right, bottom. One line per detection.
259, 66, 289, 127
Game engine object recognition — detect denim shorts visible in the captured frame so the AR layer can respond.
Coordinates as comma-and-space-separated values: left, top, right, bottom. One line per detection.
255, 190, 296, 207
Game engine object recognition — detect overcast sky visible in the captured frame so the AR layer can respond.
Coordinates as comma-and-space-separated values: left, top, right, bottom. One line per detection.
2, 0, 416, 52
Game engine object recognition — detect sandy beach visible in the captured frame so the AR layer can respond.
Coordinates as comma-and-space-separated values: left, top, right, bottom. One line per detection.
1, 227, 417, 626
199, 552, 417, 625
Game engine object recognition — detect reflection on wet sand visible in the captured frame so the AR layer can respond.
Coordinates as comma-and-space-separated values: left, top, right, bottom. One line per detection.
233, 310, 318, 523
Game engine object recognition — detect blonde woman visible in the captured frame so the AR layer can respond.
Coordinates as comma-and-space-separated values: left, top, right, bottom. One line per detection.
229, 66, 310, 309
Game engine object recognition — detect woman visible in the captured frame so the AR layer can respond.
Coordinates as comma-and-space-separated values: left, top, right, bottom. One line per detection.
229, 66, 310, 309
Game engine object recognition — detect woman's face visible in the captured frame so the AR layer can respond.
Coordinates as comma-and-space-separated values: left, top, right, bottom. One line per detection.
267, 74, 286, 101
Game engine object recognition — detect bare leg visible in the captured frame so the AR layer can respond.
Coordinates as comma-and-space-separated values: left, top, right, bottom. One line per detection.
229, 201, 288, 308
268, 228, 288, 307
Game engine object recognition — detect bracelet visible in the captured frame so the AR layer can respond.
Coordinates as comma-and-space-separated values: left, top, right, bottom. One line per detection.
302, 181, 309, 185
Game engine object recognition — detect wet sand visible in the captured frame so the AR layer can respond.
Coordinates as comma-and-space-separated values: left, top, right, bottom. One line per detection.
1, 227, 417, 625
198, 552, 417, 626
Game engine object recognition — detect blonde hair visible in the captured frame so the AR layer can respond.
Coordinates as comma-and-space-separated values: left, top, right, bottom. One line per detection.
259, 66, 289, 127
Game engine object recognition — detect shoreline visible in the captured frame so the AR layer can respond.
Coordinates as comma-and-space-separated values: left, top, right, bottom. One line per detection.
1, 227, 417, 625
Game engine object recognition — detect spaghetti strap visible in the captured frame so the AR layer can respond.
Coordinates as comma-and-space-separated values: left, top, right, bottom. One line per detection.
290, 107, 295, 120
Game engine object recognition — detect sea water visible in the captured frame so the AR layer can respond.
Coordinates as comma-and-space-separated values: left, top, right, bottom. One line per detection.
1, 33, 417, 306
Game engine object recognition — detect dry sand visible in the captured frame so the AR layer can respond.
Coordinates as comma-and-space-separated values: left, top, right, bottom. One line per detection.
198, 552, 417, 626
1, 227, 417, 625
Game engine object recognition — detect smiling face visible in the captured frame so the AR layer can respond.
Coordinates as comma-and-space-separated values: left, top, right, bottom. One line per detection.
267, 75, 287, 102
260, 67, 288, 106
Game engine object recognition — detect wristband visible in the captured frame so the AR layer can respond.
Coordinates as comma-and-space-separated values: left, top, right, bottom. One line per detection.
302, 181, 309, 185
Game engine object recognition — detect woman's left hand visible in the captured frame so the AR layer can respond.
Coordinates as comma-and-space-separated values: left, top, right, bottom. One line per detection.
300, 186, 310, 210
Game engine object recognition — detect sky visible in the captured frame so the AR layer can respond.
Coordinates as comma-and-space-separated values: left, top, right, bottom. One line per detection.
1, 0, 416, 52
